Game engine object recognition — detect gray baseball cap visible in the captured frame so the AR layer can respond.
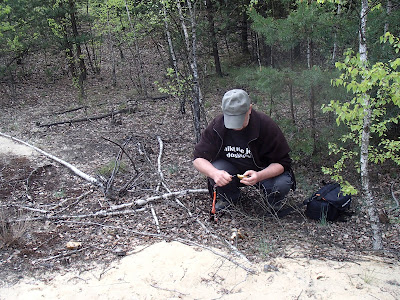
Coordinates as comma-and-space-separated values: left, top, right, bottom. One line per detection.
221, 89, 250, 129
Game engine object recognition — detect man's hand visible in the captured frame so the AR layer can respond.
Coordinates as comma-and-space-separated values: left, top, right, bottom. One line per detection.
212, 169, 233, 187
240, 170, 259, 186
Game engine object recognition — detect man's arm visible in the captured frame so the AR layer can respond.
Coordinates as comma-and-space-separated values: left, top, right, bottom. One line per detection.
193, 157, 233, 187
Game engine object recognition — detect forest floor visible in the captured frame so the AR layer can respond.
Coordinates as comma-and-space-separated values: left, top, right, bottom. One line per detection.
0, 75, 400, 299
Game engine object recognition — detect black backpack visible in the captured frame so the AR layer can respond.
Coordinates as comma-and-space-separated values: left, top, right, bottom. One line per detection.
304, 182, 352, 221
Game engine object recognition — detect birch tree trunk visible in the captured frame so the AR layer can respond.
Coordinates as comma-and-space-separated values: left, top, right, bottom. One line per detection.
359, 0, 383, 250
176, 0, 203, 142
332, 3, 341, 65
384, 0, 392, 34
307, 36, 317, 154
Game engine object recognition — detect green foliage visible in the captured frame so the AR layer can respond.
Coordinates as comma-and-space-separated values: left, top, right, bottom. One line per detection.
322, 34, 400, 194
250, 0, 355, 65
155, 67, 192, 100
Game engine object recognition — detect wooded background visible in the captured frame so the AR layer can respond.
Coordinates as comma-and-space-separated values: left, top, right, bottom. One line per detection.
1, 0, 399, 250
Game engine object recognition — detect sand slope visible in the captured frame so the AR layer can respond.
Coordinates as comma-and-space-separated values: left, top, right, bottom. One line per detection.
1, 241, 399, 300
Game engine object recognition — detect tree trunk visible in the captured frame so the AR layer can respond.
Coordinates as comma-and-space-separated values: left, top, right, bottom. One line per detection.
289, 80, 295, 125
64, 34, 76, 78
255, 33, 262, 70
176, 0, 203, 142
307, 37, 317, 153
68, 0, 87, 99
384, 0, 392, 34
205, 0, 222, 76
359, 0, 383, 250
107, 7, 117, 87
309, 85, 316, 153
332, 3, 341, 65
162, 3, 178, 79
124, 0, 147, 97
240, 0, 250, 55
186, 0, 203, 142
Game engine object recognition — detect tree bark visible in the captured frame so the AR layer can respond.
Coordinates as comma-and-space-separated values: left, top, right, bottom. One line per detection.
307, 37, 317, 154
124, 0, 147, 97
176, 0, 203, 142
332, 3, 341, 65
384, 0, 392, 34
162, 3, 178, 79
107, 6, 117, 87
359, 0, 383, 250
205, 0, 222, 76
240, 0, 250, 55
68, 0, 87, 98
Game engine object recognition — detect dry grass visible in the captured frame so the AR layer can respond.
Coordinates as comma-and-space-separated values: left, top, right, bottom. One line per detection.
0, 208, 29, 249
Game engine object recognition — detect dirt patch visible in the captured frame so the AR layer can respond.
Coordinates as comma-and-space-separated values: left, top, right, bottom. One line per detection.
0, 137, 37, 157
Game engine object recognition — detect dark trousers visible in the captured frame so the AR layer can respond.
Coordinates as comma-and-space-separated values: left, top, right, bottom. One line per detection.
208, 159, 294, 206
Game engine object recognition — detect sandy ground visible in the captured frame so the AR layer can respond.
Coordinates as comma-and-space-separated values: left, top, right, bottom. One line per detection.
1, 134, 399, 299
1, 241, 399, 300
0, 136, 37, 157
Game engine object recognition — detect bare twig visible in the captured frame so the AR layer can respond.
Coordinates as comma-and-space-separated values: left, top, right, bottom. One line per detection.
101, 136, 138, 175
50, 190, 94, 211
25, 164, 53, 201
156, 136, 171, 193
37, 107, 135, 127
149, 283, 188, 297
102, 136, 133, 198
111, 188, 208, 209
174, 238, 256, 275
10, 205, 48, 214
16, 208, 146, 222
150, 204, 161, 233
223, 239, 250, 263
33, 247, 88, 264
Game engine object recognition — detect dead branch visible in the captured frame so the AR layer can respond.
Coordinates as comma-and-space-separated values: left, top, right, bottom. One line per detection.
102, 136, 138, 175
16, 207, 146, 222
10, 205, 48, 214
150, 204, 161, 234
37, 107, 134, 127
110, 188, 209, 210
149, 283, 188, 297
50, 190, 94, 213
24, 164, 53, 201
156, 136, 171, 193
33, 247, 88, 264
102, 137, 132, 199
0, 132, 103, 189
174, 238, 256, 275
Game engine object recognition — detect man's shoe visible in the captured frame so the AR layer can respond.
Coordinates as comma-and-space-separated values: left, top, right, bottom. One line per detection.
215, 199, 231, 212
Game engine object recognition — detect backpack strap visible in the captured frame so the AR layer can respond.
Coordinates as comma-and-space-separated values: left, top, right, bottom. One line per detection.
314, 183, 340, 201
303, 182, 340, 205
